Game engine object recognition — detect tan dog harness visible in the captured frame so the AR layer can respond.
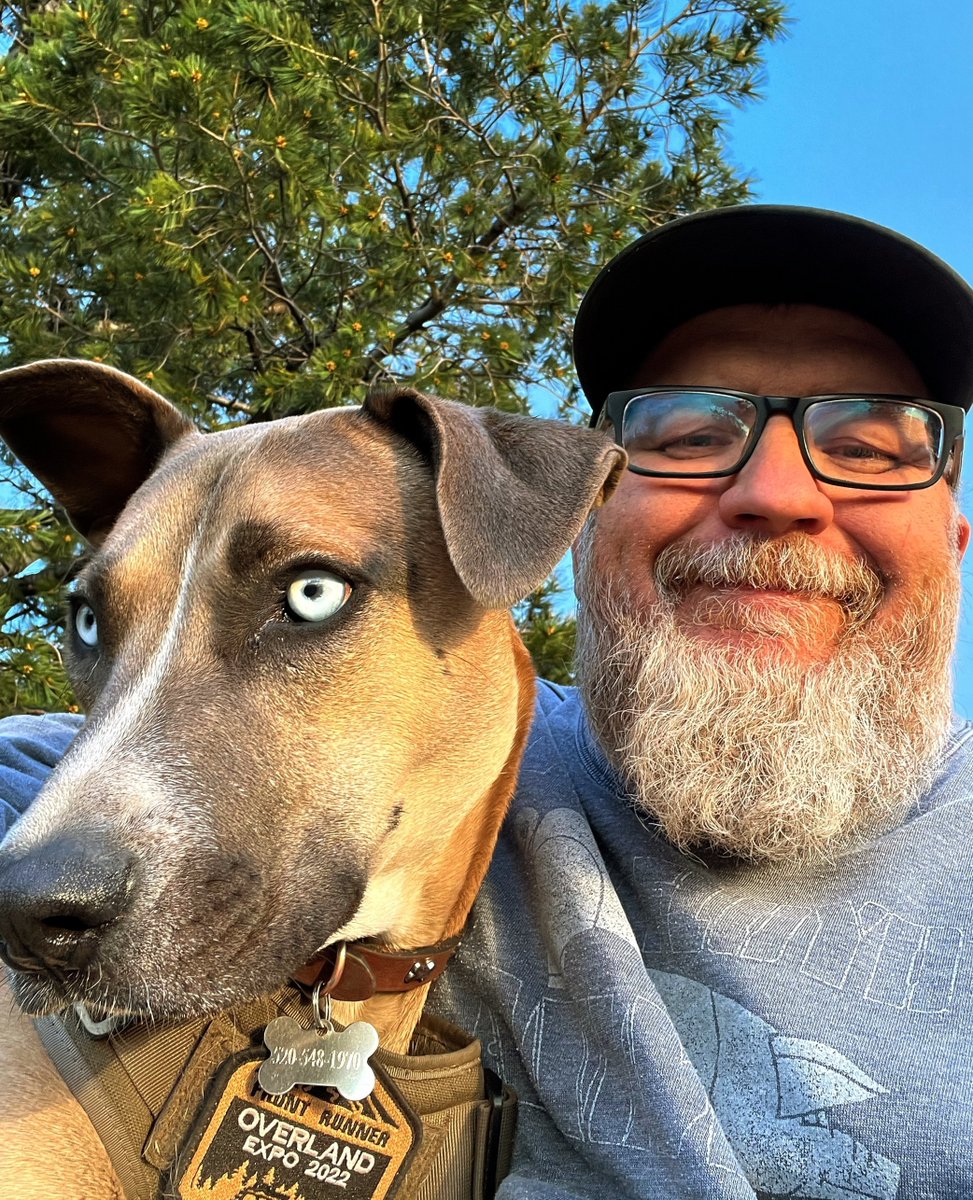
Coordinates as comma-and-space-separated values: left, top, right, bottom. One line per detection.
35, 988, 516, 1199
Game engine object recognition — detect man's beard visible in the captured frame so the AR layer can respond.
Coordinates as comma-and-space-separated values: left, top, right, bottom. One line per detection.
574, 527, 960, 864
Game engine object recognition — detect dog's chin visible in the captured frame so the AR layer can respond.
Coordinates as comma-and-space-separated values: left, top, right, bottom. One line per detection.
4, 969, 79, 1017
2, 880, 369, 1022
5, 964, 283, 1023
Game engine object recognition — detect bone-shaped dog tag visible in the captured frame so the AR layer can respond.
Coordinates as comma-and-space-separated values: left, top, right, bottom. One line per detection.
258, 1015, 379, 1101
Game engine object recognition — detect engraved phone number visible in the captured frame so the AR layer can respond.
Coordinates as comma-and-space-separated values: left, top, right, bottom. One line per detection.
270, 1046, 364, 1072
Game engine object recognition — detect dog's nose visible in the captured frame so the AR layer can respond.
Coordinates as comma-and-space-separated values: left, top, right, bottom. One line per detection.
0, 837, 135, 974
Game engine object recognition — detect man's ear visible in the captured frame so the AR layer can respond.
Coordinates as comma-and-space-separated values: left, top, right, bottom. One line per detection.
0, 360, 197, 544
956, 512, 971, 559
363, 388, 626, 608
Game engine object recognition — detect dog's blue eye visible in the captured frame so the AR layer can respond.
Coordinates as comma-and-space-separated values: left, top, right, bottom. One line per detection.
285, 571, 351, 623
74, 603, 99, 648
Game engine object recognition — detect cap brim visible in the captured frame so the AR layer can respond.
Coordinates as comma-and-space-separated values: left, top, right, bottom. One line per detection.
573, 206, 973, 419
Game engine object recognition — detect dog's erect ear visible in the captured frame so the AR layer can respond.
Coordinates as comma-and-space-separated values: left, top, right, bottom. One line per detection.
364, 388, 626, 608
0, 359, 196, 544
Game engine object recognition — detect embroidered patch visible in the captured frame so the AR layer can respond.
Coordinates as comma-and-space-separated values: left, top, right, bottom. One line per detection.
170, 1050, 422, 1200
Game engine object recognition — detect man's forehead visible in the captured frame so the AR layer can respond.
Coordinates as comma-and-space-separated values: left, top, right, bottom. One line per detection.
629, 303, 930, 397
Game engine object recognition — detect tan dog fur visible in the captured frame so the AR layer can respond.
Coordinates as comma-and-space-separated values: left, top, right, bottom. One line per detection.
0, 361, 623, 1198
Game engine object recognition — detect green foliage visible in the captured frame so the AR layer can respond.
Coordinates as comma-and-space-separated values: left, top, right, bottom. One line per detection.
0, 0, 787, 712
515, 578, 577, 687
0, 494, 83, 714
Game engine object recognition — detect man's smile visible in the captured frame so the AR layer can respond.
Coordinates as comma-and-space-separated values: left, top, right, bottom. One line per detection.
673, 583, 851, 652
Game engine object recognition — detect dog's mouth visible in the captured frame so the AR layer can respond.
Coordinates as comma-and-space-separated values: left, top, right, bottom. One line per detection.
2, 885, 370, 1023
7, 964, 120, 1018
0, 915, 264, 1022
0, 823, 371, 1022
9, 962, 256, 1022
3, 949, 201, 1021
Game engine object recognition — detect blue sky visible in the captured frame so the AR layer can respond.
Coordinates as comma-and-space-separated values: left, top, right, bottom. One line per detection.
709, 0, 973, 714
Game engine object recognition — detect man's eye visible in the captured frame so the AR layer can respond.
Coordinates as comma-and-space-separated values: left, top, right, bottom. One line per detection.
662, 431, 733, 452
284, 571, 351, 623
629, 422, 741, 459
830, 443, 894, 459
807, 404, 940, 477
819, 439, 932, 474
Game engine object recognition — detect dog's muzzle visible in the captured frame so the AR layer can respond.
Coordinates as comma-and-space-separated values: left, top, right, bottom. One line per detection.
0, 835, 135, 975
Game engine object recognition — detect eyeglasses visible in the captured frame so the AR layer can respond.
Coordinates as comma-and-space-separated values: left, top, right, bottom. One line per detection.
603, 388, 966, 491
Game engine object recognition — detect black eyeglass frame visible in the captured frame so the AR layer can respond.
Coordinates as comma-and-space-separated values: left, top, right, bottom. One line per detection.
603, 388, 967, 492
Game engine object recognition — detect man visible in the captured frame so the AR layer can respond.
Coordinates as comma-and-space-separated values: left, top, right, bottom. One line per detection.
2, 205, 973, 1199
432, 206, 973, 1199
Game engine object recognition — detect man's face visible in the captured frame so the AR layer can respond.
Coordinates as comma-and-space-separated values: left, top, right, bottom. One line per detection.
587, 304, 970, 658
574, 303, 970, 862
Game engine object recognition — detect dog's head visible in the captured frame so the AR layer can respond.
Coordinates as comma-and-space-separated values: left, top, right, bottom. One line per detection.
0, 361, 623, 1019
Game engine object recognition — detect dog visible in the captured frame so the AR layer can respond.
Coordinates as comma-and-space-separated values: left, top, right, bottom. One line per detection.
0, 360, 623, 1199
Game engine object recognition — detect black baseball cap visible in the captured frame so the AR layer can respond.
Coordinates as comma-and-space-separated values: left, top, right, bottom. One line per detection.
573, 205, 973, 423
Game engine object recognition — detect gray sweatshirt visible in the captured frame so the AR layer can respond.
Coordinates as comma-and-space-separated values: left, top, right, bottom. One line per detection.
3, 695, 973, 1198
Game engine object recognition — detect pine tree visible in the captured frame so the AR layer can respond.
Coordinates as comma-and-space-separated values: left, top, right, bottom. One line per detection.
0, 0, 787, 713
515, 576, 578, 687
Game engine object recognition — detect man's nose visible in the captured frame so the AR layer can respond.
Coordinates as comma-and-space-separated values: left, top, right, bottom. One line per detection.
718, 415, 835, 536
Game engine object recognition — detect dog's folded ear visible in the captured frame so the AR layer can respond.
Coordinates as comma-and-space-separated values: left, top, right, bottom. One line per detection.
364, 388, 626, 608
0, 360, 196, 544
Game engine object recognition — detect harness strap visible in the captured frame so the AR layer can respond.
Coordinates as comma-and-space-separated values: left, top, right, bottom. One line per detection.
35, 1009, 205, 1200
35, 999, 515, 1200
377, 1016, 516, 1200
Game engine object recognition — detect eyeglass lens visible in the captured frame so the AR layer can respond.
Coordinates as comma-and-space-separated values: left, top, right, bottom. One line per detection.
622, 392, 945, 484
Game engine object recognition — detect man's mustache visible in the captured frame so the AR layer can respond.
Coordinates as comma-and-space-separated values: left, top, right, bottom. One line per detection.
654, 534, 884, 623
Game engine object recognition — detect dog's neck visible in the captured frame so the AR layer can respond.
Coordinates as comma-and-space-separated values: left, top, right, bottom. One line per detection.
328, 623, 536, 1055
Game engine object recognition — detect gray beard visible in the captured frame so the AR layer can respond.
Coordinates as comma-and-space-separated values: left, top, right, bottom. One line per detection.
574, 527, 959, 864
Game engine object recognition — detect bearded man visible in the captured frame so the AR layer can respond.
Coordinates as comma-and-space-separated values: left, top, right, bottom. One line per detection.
2, 205, 972, 1199
432, 206, 973, 1199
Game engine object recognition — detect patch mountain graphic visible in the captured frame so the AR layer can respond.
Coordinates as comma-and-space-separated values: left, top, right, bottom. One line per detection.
189, 1085, 399, 1200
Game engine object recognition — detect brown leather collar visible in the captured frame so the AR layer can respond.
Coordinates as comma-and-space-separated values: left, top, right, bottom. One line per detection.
291, 936, 461, 1002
